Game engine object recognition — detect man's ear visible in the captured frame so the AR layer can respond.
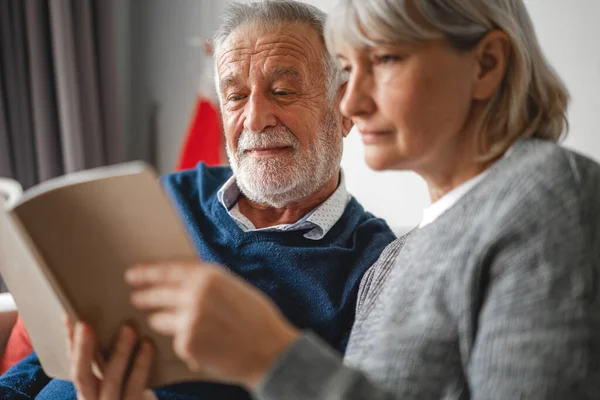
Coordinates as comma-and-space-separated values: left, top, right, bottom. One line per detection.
338, 82, 354, 137
342, 116, 353, 137
472, 30, 511, 101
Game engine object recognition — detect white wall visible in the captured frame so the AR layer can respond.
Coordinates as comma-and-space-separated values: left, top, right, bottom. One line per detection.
128, 0, 229, 172
138, 0, 600, 229
305, 0, 600, 229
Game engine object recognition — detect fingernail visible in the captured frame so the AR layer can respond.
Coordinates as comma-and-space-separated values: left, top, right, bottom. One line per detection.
121, 325, 135, 340
124, 269, 135, 282
75, 322, 85, 335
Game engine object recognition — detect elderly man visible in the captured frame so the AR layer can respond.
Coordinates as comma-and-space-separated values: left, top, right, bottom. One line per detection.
0, 1, 394, 399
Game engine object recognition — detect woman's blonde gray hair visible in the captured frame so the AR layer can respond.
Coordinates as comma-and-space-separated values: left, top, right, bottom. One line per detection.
325, 0, 570, 159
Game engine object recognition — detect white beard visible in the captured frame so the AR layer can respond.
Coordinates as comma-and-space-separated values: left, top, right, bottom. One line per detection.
227, 111, 342, 208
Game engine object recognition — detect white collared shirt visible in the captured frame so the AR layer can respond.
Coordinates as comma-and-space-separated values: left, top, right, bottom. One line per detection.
419, 147, 512, 229
217, 171, 351, 240
419, 170, 490, 229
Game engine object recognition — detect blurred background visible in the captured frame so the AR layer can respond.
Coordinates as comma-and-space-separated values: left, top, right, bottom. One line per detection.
1, 0, 599, 230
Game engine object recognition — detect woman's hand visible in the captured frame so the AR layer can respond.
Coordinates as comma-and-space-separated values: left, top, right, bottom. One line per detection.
126, 261, 300, 390
66, 319, 157, 400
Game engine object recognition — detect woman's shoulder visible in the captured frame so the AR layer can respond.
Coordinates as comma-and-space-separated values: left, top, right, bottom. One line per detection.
485, 139, 600, 209
502, 138, 600, 186
472, 138, 600, 245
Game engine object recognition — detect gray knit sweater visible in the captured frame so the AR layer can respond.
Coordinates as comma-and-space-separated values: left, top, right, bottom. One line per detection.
256, 138, 600, 400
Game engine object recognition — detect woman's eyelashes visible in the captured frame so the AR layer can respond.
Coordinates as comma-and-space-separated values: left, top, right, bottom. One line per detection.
373, 54, 406, 66
336, 53, 406, 76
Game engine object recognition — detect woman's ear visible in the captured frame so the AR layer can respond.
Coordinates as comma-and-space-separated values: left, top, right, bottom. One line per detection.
472, 30, 511, 101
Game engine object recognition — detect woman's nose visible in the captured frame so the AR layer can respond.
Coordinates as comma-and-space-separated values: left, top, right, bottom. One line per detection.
340, 70, 375, 119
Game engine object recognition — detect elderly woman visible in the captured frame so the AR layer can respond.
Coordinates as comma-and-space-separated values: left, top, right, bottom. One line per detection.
104, 0, 600, 399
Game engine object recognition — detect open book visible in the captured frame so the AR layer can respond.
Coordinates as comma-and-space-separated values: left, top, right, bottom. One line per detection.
0, 162, 200, 387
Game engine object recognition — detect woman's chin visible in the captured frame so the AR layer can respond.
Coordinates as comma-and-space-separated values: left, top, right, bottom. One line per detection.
364, 155, 392, 171
364, 149, 403, 171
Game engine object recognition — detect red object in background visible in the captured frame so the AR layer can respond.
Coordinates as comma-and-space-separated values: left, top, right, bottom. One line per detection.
176, 96, 223, 170
0, 100, 224, 375
0, 315, 33, 374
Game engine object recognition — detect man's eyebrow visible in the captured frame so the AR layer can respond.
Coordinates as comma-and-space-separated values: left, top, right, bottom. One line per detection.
268, 66, 302, 81
219, 74, 240, 91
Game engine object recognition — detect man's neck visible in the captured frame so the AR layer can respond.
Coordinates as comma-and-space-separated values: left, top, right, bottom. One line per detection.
237, 172, 340, 229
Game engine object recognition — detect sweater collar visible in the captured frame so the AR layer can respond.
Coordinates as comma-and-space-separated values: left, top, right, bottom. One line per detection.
216, 171, 351, 240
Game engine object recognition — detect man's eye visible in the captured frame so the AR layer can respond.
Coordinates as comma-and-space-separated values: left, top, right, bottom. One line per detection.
273, 91, 293, 96
228, 94, 247, 101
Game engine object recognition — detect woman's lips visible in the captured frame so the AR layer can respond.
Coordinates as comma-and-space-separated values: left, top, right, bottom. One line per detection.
359, 130, 394, 145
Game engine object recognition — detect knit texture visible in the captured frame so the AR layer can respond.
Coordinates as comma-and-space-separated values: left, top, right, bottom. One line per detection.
258, 138, 600, 400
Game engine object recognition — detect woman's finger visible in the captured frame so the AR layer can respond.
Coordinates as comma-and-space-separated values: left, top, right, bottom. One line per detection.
72, 323, 100, 400
123, 341, 154, 400
125, 264, 188, 286
147, 312, 181, 336
130, 286, 182, 311
65, 316, 74, 360
99, 325, 137, 400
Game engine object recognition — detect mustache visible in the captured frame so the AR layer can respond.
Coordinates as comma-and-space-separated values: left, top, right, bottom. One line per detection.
237, 127, 299, 154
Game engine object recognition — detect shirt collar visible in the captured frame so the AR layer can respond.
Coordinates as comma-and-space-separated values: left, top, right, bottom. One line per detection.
217, 171, 351, 240
419, 145, 514, 229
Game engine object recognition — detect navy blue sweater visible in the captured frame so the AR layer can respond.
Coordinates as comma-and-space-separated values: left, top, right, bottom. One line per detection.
0, 164, 395, 400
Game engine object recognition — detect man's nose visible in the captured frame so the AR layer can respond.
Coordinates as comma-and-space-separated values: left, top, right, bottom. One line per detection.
243, 93, 278, 133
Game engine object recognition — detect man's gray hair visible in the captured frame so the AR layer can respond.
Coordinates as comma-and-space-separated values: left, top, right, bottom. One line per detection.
213, 0, 344, 102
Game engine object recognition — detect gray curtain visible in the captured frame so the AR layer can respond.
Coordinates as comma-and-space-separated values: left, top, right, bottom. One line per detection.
0, 0, 125, 291
0, 0, 125, 188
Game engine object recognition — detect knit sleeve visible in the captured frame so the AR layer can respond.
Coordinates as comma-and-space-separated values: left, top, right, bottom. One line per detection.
464, 160, 600, 399
355, 233, 410, 316
255, 332, 401, 400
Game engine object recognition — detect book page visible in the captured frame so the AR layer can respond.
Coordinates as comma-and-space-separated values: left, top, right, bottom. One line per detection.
0, 196, 71, 378
8, 164, 200, 387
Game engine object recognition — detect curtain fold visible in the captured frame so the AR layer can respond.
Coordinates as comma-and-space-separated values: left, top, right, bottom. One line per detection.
24, 0, 63, 181
48, 0, 86, 173
73, 0, 106, 169
0, 0, 38, 188
0, 60, 13, 179
0, 0, 125, 291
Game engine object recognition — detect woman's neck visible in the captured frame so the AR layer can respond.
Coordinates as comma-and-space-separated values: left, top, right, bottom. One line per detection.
418, 133, 503, 203
424, 161, 492, 203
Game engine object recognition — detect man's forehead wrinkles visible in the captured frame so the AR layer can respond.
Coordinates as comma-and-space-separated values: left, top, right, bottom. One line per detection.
217, 28, 322, 66
254, 37, 311, 55
217, 50, 309, 75
220, 42, 311, 61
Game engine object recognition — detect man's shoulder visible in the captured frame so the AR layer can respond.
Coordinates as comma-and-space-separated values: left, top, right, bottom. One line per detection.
338, 196, 396, 240
161, 163, 233, 199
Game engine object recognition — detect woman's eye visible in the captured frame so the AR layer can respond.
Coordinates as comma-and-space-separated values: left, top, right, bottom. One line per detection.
374, 54, 403, 65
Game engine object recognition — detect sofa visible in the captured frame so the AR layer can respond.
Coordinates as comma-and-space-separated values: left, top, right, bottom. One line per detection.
0, 293, 17, 357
